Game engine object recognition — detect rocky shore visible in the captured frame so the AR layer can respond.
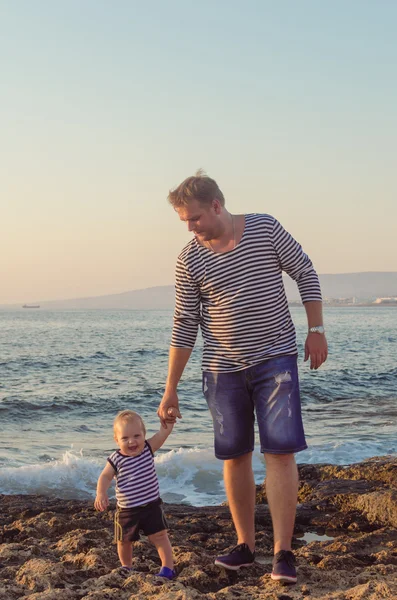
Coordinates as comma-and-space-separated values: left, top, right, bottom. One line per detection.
1, 456, 396, 599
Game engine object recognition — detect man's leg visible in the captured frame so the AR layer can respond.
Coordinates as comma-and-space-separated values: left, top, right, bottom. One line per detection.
264, 452, 298, 553
223, 451, 256, 552
203, 369, 257, 569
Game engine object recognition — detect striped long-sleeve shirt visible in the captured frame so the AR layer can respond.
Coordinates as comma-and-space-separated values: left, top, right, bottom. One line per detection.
171, 213, 322, 372
107, 441, 160, 508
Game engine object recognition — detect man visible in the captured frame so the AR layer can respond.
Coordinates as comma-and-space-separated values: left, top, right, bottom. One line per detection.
158, 170, 328, 584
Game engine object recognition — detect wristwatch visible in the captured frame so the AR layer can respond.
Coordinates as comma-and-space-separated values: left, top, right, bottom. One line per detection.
309, 326, 325, 334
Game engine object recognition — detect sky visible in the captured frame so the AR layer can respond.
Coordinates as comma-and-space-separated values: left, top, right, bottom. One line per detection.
1, 1, 396, 304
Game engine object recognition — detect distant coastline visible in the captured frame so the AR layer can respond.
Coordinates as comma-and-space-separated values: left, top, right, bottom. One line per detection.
0, 304, 396, 312
1, 272, 396, 310
289, 302, 397, 308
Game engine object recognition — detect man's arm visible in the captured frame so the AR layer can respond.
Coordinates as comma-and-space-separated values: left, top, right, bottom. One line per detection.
158, 254, 200, 427
271, 218, 327, 370
157, 347, 192, 427
271, 218, 322, 304
303, 300, 328, 370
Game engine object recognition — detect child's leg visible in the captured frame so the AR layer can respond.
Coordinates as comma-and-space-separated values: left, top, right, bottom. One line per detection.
148, 529, 174, 569
117, 540, 133, 568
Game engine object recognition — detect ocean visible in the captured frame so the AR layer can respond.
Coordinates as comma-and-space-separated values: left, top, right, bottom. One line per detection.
0, 307, 396, 506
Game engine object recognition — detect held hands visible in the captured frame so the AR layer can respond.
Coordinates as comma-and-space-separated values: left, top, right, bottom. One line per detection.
94, 493, 109, 512
304, 333, 328, 370
157, 390, 182, 428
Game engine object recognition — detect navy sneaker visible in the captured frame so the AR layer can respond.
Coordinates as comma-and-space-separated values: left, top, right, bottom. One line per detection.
156, 566, 176, 580
214, 543, 256, 571
271, 550, 297, 583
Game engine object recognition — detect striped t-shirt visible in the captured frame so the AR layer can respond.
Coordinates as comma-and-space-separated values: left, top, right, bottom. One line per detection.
171, 213, 322, 372
107, 441, 160, 509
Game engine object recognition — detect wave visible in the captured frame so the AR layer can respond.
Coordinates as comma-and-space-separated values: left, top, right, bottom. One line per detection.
0, 349, 168, 371
0, 398, 97, 417
0, 443, 395, 506
0, 394, 163, 418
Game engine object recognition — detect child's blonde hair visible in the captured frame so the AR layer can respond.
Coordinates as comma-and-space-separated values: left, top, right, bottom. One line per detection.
113, 410, 146, 436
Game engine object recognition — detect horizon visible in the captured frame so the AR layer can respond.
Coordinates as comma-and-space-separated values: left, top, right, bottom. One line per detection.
1, 270, 396, 307
2, 2, 396, 304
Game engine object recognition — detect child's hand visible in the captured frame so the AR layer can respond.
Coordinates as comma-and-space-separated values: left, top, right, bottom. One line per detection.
158, 393, 182, 428
167, 407, 179, 420
94, 493, 109, 511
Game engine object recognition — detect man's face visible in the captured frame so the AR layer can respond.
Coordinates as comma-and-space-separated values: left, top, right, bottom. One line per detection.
176, 199, 220, 242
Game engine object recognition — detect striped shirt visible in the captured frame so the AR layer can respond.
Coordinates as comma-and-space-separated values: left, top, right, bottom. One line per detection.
171, 213, 322, 372
107, 441, 160, 509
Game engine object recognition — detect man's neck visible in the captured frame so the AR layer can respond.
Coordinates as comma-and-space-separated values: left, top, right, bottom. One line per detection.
207, 212, 235, 252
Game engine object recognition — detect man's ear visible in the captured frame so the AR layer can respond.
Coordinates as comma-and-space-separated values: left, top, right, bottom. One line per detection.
212, 198, 222, 214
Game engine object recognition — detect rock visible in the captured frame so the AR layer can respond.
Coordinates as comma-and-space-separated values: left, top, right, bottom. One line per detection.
354, 490, 397, 528
24, 591, 76, 600
15, 558, 66, 592
0, 456, 396, 599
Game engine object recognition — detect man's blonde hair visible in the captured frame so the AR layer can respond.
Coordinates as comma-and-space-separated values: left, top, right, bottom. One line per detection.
113, 410, 146, 436
168, 169, 225, 208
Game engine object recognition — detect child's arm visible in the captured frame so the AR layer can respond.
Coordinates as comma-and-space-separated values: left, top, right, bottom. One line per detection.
148, 421, 174, 453
94, 462, 115, 511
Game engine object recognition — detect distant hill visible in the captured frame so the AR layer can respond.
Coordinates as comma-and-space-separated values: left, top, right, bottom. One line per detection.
284, 271, 397, 302
35, 286, 176, 310
1, 272, 396, 310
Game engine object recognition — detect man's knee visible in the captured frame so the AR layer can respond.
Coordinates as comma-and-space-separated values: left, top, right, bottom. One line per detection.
264, 452, 296, 467
224, 451, 253, 468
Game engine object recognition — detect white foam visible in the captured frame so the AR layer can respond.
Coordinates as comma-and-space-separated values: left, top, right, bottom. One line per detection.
0, 442, 395, 506
0, 450, 103, 500
298, 440, 396, 465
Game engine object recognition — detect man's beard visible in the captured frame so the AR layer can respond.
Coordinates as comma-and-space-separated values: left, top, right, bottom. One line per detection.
194, 229, 217, 242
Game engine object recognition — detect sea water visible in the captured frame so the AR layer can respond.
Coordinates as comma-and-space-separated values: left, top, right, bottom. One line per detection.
0, 307, 396, 505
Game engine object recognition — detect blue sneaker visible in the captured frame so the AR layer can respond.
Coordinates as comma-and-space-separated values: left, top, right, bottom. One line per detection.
271, 550, 297, 583
214, 543, 256, 571
156, 566, 176, 580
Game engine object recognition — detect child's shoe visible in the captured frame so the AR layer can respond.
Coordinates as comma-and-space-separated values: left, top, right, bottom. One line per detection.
119, 566, 134, 578
156, 566, 176, 579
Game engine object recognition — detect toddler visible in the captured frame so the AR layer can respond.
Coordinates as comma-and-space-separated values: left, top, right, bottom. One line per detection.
95, 409, 175, 579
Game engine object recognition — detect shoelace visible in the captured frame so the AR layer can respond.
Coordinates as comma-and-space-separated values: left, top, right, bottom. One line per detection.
229, 543, 252, 556
274, 550, 295, 567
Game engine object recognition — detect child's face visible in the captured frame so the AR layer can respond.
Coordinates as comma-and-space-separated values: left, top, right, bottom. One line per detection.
114, 419, 145, 457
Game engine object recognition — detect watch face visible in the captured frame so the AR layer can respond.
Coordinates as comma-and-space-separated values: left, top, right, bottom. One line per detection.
311, 326, 325, 334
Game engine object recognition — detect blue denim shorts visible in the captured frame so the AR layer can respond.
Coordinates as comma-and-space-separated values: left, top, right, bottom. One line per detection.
202, 355, 307, 459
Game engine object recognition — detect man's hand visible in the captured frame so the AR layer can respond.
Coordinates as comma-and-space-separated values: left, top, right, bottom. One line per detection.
157, 390, 182, 428
94, 493, 109, 512
304, 333, 328, 370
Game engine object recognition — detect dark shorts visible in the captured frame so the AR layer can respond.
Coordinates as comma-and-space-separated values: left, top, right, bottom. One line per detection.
114, 498, 168, 543
203, 355, 307, 459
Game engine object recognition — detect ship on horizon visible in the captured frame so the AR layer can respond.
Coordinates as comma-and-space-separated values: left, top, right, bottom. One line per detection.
22, 304, 40, 309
